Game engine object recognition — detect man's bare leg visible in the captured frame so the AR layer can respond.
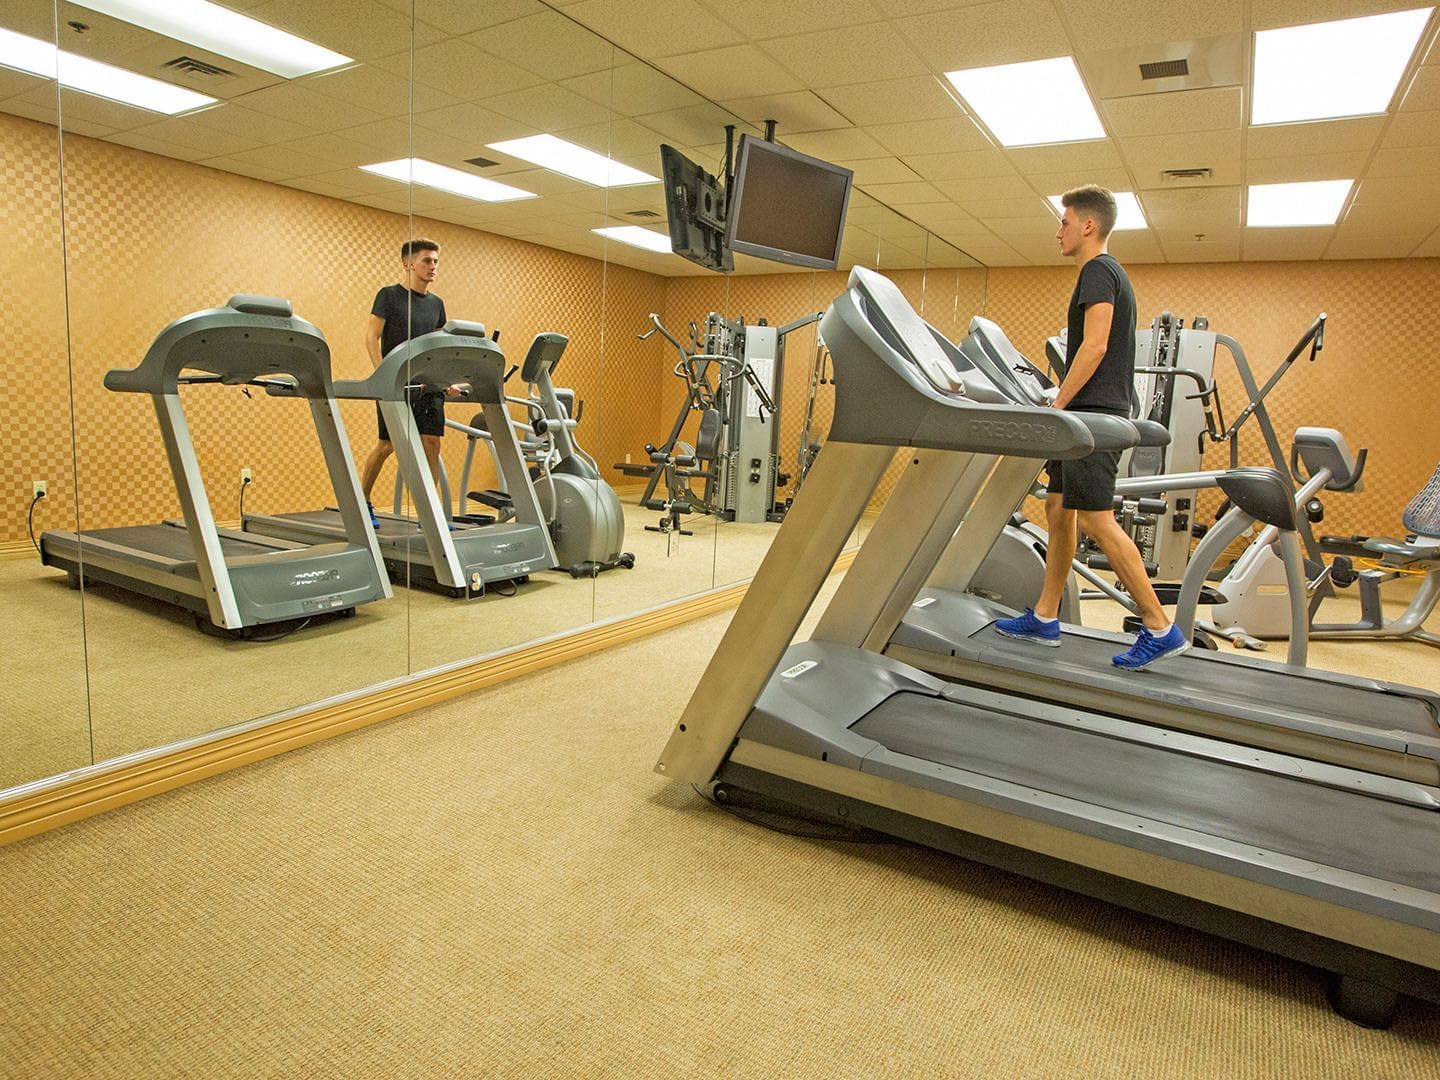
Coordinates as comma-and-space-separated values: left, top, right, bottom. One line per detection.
1034, 493, 1077, 621
360, 440, 392, 506
1076, 508, 1169, 631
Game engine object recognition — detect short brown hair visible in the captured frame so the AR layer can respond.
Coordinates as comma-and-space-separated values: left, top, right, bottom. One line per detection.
1061, 185, 1117, 238
401, 238, 439, 260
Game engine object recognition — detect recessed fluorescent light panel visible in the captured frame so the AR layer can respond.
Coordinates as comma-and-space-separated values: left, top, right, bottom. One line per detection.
593, 226, 671, 252
1246, 180, 1353, 227
0, 27, 215, 113
1047, 192, 1147, 230
1252, 8, 1433, 125
360, 160, 536, 203
71, 0, 352, 78
945, 57, 1105, 147
487, 135, 660, 187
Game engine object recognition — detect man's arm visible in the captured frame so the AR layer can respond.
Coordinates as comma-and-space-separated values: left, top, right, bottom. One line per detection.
1052, 301, 1113, 409
364, 313, 386, 370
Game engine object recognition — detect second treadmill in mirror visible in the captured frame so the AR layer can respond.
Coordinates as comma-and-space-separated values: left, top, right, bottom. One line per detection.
244, 322, 557, 597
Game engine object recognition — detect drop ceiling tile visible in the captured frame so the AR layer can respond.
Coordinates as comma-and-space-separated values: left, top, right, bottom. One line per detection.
1352, 174, 1440, 205
481, 83, 614, 130
246, 0, 443, 62
6, 97, 109, 138
473, 12, 615, 80
351, 190, 444, 215
813, 75, 960, 128
1250, 0, 1426, 32
566, 0, 744, 60
5, 0, 57, 37
332, 117, 411, 152
125, 117, 260, 157
372, 40, 544, 101
895, 1, 1072, 72
1101, 86, 1243, 138
698, 0, 882, 38
1247, 117, 1386, 158
410, 127, 497, 166
413, 103, 538, 146
0, 67, 46, 100
1138, 186, 1241, 231
219, 143, 342, 178
103, 130, 209, 162
306, 64, 461, 119
1381, 110, 1440, 149
758, 23, 928, 90
1006, 141, 1122, 173
836, 157, 923, 185
719, 92, 851, 134
784, 128, 892, 160
866, 116, 991, 157
1324, 231, 1428, 261
1119, 128, 1241, 171
1023, 170, 1132, 197
281, 176, 368, 199
1399, 66, 1440, 112
415, 0, 547, 33
32, 89, 141, 132
1154, 225, 1241, 244
564, 63, 704, 117
1054, 0, 1242, 49
652, 45, 804, 101
860, 180, 948, 205
902, 149, 1017, 181
236, 84, 387, 131
636, 103, 740, 148
1368, 147, 1440, 177
1242, 228, 1333, 261
184, 104, 320, 145
1245, 152, 1370, 185
934, 174, 1040, 203
304, 167, 406, 195
555, 118, 662, 160
1159, 239, 1239, 263
902, 203, 979, 230
275, 133, 377, 168
1413, 229, 1440, 256
1105, 230, 1164, 259
196, 155, 293, 184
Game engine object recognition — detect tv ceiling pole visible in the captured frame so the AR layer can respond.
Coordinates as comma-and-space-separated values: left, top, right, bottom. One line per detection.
764, 119, 777, 142
723, 124, 735, 192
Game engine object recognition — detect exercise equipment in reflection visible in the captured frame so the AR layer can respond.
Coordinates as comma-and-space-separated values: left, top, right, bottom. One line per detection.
242, 321, 555, 598
39, 295, 392, 638
453, 333, 635, 579
614, 309, 820, 537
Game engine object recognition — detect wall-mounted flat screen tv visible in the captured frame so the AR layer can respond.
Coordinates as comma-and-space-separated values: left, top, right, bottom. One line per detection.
723, 135, 853, 271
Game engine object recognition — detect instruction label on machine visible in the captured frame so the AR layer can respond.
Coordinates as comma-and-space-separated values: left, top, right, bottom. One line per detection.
744, 326, 778, 419
780, 660, 819, 679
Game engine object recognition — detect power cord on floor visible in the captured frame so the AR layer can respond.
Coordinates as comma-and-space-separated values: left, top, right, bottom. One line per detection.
26, 490, 45, 553
691, 784, 900, 845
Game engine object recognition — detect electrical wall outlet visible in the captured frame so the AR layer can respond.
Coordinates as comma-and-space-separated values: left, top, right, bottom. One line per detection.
240, 467, 253, 484
31, 479, 47, 499
624, 453, 632, 464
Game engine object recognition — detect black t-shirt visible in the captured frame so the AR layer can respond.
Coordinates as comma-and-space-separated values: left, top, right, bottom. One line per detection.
1065, 253, 1135, 415
371, 283, 447, 358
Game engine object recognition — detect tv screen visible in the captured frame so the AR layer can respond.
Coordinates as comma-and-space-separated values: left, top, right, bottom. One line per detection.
659, 144, 732, 273
724, 136, 853, 270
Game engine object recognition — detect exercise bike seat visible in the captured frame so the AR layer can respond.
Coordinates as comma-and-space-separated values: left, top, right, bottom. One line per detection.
1216, 467, 1297, 531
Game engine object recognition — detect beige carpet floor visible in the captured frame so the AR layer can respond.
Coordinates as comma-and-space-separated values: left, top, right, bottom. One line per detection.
1, 586, 1438, 1078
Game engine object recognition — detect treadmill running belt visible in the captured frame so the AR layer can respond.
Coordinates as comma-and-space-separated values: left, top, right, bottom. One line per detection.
78, 524, 283, 565
850, 692, 1440, 893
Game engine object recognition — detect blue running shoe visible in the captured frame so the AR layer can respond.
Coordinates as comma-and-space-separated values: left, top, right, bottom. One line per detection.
1113, 624, 1190, 670
993, 608, 1061, 647
366, 502, 381, 529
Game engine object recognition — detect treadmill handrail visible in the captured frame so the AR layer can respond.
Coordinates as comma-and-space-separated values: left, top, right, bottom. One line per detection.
104, 296, 333, 397
335, 324, 507, 403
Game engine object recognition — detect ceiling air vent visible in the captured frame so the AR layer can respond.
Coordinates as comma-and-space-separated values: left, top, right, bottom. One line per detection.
465, 155, 501, 168
1139, 58, 1189, 80
162, 56, 235, 78
1161, 167, 1213, 183
626, 209, 661, 219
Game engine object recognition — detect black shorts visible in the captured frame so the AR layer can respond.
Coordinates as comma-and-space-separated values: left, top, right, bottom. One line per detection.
1045, 450, 1121, 511
377, 392, 445, 440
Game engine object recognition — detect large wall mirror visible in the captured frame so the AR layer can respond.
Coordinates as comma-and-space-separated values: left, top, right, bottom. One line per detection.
1, 0, 989, 801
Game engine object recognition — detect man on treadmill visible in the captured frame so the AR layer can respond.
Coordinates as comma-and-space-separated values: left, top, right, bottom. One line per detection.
994, 186, 1189, 670
358, 238, 455, 525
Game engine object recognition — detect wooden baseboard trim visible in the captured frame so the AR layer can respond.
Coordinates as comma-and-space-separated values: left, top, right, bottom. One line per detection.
1, 539, 37, 561
0, 548, 857, 847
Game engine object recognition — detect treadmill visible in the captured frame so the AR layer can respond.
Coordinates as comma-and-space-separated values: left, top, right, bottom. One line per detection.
40, 296, 391, 637
654, 266, 1440, 1026
863, 316, 1440, 787
243, 321, 556, 597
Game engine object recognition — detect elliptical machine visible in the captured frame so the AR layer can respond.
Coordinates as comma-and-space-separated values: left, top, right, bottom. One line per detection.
453, 333, 635, 578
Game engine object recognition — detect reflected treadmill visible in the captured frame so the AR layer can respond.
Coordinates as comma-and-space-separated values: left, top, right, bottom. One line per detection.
243, 321, 556, 597
40, 296, 391, 636
654, 267, 1440, 1026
